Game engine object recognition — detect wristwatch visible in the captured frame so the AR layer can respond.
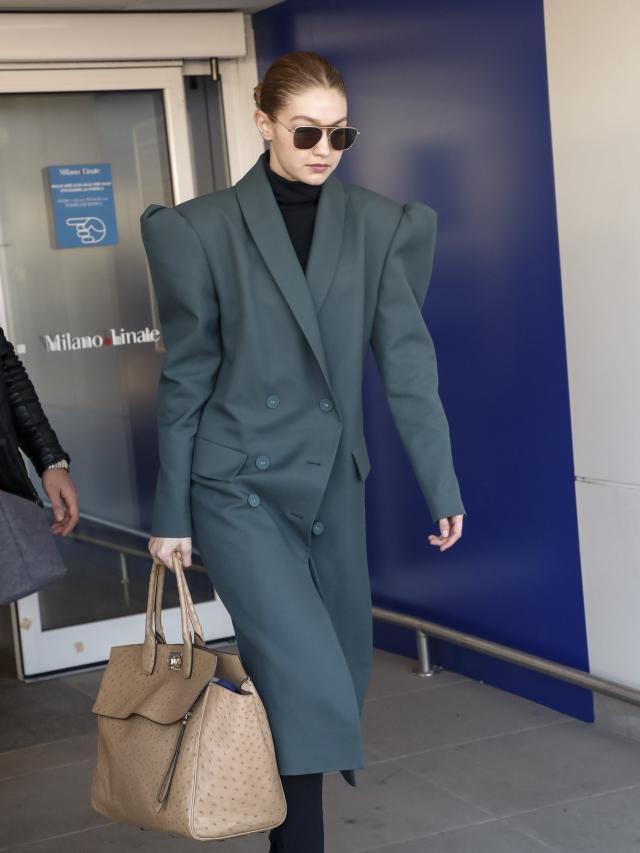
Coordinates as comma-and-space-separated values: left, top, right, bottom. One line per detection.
45, 459, 70, 472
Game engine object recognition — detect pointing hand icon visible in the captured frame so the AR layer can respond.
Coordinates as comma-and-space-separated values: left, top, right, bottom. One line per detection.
66, 216, 107, 244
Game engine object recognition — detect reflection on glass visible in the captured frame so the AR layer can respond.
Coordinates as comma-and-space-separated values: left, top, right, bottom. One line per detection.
0, 90, 204, 629
39, 516, 213, 631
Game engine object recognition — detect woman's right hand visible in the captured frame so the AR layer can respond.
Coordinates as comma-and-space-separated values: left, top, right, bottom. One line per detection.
148, 536, 192, 572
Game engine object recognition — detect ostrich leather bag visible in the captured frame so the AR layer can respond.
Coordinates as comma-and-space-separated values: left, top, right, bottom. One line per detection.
90, 552, 287, 841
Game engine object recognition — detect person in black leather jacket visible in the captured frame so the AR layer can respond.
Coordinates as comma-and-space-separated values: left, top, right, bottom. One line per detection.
0, 326, 78, 536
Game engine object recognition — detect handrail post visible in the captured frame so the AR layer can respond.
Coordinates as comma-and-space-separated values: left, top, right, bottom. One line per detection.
415, 629, 435, 677
119, 551, 131, 609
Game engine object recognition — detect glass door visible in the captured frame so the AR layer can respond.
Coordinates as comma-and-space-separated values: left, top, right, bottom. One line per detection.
0, 66, 234, 677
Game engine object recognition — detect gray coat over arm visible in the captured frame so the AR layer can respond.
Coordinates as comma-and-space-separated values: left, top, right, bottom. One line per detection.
140, 151, 465, 787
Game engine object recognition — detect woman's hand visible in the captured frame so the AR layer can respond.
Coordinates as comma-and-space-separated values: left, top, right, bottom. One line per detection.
148, 536, 192, 571
428, 514, 463, 552
42, 469, 79, 536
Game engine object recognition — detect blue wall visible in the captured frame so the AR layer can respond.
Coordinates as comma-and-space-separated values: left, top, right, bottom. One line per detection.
253, 0, 592, 720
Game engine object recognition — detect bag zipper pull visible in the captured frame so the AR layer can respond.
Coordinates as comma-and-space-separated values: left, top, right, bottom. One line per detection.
156, 711, 193, 807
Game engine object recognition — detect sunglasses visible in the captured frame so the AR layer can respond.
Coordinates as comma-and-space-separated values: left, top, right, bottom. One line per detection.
271, 116, 360, 151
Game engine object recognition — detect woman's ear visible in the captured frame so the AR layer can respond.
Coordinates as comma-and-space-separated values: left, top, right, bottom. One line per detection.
255, 109, 273, 141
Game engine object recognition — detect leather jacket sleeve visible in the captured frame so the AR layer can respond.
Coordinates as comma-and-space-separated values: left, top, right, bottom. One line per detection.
0, 327, 70, 476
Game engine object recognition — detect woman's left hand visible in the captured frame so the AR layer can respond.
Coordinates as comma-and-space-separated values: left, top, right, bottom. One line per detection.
42, 468, 79, 536
428, 514, 463, 552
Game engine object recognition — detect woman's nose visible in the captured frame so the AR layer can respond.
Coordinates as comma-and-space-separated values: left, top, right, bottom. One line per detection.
313, 129, 332, 156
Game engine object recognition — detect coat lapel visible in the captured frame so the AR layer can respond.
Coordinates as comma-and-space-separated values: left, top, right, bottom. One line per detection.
304, 166, 346, 315
234, 154, 346, 392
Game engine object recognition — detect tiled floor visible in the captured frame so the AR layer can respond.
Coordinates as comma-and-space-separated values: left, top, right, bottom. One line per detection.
1, 646, 640, 852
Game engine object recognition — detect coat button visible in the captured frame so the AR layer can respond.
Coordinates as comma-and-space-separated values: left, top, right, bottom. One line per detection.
255, 455, 270, 470
247, 493, 261, 507
265, 394, 280, 409
312, 520, 324, 535
319, 398, 334, 412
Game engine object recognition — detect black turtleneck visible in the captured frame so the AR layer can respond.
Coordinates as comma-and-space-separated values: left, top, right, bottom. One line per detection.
261, 149, 322, 273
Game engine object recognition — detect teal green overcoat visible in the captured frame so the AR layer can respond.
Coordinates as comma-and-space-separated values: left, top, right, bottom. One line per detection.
140, 151, 465, 788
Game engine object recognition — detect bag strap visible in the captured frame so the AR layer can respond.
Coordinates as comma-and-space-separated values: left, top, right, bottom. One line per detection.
153, 559, 167, 643
172, 552, 207, 649
143, 561, 163, 671
142, 552, 207, 678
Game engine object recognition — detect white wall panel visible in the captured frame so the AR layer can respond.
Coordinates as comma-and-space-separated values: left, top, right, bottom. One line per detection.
544, 0, 640, 691
576, 480, 640, 687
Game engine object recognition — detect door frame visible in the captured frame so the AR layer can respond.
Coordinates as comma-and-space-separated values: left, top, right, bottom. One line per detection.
0, 64, 196, 204
0, 62, 235, 678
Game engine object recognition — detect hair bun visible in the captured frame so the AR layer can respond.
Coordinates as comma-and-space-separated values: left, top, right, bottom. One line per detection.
252, 52, 345, 120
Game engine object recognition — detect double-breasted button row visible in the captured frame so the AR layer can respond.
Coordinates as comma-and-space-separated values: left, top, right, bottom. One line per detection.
248, 449, 272, 506
250, 450, 324, 529
267, 392, 335, 414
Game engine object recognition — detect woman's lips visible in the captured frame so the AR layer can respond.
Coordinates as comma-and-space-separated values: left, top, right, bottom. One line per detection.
309, 164, 329, 172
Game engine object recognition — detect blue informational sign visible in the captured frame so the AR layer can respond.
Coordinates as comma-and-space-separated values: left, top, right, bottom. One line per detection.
47, 163, 119, 249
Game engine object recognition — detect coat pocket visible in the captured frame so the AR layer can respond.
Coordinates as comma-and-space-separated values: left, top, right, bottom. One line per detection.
351, 435, 371, 481
191, 435, 248, 481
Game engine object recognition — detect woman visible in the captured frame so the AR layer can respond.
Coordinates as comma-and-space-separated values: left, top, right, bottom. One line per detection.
141, 51, 465, 851
0, 325, 78, 535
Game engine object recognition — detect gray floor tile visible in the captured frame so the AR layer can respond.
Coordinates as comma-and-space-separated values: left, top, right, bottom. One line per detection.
3, 646, 640, 853
0, 732, 96, 782
506, 784, 640, 853
322, 760, 490, 853
362, 678, 568, 760
356, 819, 562, 852
0, 758, 106, 848
365, 651, 469, 702
3, 820, 272, 851
59, 668, 106, 701
394, 719, 640, 818
0, 709, 40, 752
0, 675, 95, 748
0, 674, 92, 712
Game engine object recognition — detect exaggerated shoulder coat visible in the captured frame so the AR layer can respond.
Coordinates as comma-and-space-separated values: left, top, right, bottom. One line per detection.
140, 152, 466, 787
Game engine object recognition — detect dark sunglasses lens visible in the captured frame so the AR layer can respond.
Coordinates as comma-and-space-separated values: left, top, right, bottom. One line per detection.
330, 127, 358, 150
293, 126, 323, 149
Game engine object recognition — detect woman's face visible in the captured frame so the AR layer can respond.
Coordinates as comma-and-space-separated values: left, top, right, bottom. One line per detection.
256, 86, 349, 185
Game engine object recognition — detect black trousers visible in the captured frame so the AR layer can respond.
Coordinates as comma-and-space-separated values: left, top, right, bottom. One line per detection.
268, 771, 324, 852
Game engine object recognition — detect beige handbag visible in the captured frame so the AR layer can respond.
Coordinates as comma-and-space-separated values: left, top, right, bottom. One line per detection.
90, 552, 287, 840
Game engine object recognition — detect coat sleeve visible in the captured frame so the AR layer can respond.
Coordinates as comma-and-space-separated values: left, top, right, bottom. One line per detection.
370, 201, 466, 525
140, 203, 222, 538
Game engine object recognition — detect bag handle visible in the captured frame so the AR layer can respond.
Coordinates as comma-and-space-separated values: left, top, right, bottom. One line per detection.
142, 552, 207, 678
152, 558, 167, 644
172, 552, 207, 667
152, 554, 207, 650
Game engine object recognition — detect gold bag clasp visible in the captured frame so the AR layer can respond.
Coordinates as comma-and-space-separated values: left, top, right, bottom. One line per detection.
167, 651, 183, 671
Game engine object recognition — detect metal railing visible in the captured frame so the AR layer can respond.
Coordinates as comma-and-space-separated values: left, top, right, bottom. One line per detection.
53, 507, 640, 707
69, 532, 207, 573
373, 606, 640, 707
46, 506, 208, 572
